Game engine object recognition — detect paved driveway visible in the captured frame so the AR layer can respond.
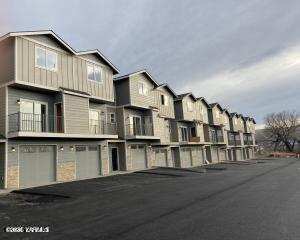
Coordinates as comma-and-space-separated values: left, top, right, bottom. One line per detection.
0, 158, 300, 240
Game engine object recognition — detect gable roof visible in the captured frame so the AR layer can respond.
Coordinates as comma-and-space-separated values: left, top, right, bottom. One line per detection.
244, 116, 257, 124
155, 83, 177, 98
196, 97, 210, 108
0, 30, 119, 74
114, 69, 159, 87
222, 109, 231, 117
174, 92, 197, 102
209, 102, 223, 111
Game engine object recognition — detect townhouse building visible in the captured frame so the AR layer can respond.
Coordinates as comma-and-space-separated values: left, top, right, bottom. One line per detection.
114, 70, 180, 170
227, 113, 247, 161
242, 117, 256, 159
0, 30, 123, 189
0, 30, 257, 189
171, 93, 210, 168
206, 103, 228, 163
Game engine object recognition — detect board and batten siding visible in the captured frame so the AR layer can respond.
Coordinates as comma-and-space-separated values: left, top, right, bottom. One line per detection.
129, 74, 154, 108
0, 38, 15, 85
0, 87, 6, 136
16, 36, 114, 102
182, 96, 197, 121
64, 94, 89, 134
153, 88, 175, 119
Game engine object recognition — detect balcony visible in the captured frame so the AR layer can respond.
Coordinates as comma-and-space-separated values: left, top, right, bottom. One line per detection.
89, 120, 117, 135
125, 122, 158, 140
8, 112, 63, 133
209, 134, 225, 144
8, 112, 118, 138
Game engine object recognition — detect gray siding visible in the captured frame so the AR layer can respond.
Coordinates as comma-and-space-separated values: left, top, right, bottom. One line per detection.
114, 79, 130, 106
64, 94, 89, 134
0, 37, 14, 85
153, 87, 175, 118
129, 74, 154, 108
8, 87, 56, 115
0, 87, 6, 136
116, 107, 125, 139
0, 143, 5, 188
174, 101, 184, 120
16, 37, 115, 102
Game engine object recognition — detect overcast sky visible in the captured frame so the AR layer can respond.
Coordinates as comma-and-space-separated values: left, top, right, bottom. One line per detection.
1, 0, 300, 124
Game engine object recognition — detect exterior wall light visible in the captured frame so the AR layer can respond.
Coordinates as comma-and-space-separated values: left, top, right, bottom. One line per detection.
60, 146, 64, 151
11, 147, 16, 152
16, 99, 21, 104
69, 146, 74, 151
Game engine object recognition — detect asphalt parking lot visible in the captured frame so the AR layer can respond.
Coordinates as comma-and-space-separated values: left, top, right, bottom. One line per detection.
0, 158, 300, 240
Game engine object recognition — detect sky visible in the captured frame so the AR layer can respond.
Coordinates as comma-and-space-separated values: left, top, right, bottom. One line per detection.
0, 0, 300, 124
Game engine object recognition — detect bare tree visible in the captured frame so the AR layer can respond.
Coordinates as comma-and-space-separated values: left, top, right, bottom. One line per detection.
264, 110, 299, 152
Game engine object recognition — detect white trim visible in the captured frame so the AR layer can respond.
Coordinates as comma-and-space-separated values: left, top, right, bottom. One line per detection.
0, 81, 16, 89
14, 37, 17, 82
1, 31, 119, 73
8, 132, 119, 139
62, 94, 66, 133
4, 142, 7, 188
114, 70, 158, 85
35, 46, 58, 72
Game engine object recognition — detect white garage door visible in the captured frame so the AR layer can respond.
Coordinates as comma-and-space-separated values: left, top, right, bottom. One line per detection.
211, 146, 219, 163
181, 147, 193, 168
191, 147, 203, 167
235, 149, 243, 161
219, 149, 227, 162
76, 145, 100, 180
155, 149, 168, 167
131, 145, 147, 170
19, 145, 56, 188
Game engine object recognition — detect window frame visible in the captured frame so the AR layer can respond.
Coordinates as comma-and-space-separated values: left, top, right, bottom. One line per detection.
187, 101, 194, 112
35, 46, 58, 72
87, 63, 103, 83
138, 81, 148, 96
110, 112, 116, 124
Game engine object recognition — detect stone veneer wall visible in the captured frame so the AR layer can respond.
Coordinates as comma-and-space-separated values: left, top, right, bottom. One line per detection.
7, 145, 19, 189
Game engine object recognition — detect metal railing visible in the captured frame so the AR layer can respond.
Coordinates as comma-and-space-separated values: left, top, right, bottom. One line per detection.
89, 120, 117, 135
125, 123, 154, 137
8, 112, 63, 133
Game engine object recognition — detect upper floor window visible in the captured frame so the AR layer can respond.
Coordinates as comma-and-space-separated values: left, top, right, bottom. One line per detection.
110, 113, 116, 123
161, 94, 168, 106
187, 101, 193, 112
138, 82, 148, 95
35, 47, 57, 71
234, 119, 237, 125
215, 110, 220, 119
87, 64, 102, 83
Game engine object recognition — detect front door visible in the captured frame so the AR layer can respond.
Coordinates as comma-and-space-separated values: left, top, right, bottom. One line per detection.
110, 147, 119, 171
55, 103, 63, 133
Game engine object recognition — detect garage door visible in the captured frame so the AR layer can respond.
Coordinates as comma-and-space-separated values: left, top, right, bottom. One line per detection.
235, 149, 243, 161
131, 145, 147, 170
76, 145, 100, 180
20, 145, 56, 188
211, 147, 219, 163
181, 148, 192, 168
219, 149, 227, 162
192, 147, 203, 167
155, 149, 168, 167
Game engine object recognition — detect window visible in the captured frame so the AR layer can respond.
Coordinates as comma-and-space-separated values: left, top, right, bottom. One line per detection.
35, 47, 57, 71
234, 119, 237, 125
187, 101, 193, 112
161, 94, 168, 106
180, 127, 188, 141
138, 82, 148, 95
87, 64, 102, 82
216, 110, 219, 119
110, 113, 116, 123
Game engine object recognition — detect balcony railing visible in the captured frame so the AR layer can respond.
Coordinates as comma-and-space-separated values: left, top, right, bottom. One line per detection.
235, 139, 242, 145
125, 123, 154, 137
228, 139, 236, 146
89, 120, 117, 135
8, 112, 63, 133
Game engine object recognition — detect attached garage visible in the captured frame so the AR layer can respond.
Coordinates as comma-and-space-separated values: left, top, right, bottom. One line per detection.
180, 147, 193, 168
235, 149, 243, 161
219, 149, 227, 162
192, 147, 203, 167
75, 145, 101, 180
130, 145, 147, 170
211, 146, 219, 163
19, 145, 56, 188
155, 149, 168, 167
